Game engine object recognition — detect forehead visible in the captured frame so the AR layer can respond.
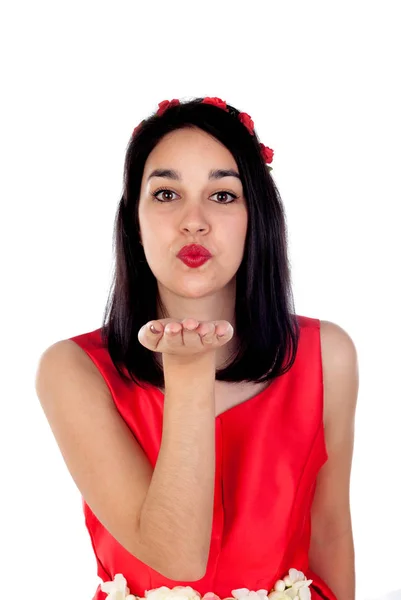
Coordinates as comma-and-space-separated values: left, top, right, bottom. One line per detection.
144, 127, 239, 175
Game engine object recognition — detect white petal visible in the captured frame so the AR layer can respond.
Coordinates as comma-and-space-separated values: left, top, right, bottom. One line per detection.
146, 587, 171, 600
268, 592, 287, 600
115, 574, 129, 590
232, 589, 251, 599
274, 581, 286, 593
293, 579, 312, 592
101, 574, 128, 595
288, 570, 304, 583
299, 587, 311, 600
292, 583, 306, 591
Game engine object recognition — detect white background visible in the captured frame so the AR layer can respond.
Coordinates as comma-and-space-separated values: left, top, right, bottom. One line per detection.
1, 2, 400, 599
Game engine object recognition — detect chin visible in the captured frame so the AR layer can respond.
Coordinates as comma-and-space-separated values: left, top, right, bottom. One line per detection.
177, 283, 217, 298
162, 275, 220, 298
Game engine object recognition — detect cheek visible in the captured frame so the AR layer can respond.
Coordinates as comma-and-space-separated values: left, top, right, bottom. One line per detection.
141, 220, 173, 268
232, 215, 248, 260
228, 213, 248, 244
140, 213, 165, 245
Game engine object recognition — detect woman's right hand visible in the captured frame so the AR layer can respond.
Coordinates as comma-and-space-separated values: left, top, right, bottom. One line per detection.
137, 318, 234, 357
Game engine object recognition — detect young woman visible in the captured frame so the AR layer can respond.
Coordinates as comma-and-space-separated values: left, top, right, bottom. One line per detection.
36, 97, 358, 600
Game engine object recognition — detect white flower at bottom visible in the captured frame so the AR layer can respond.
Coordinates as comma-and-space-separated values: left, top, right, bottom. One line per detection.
145, 585, 202, 600
268, 569, 313, 600
232, 589, 269, 600
100, 573, 137, 600
98, 567, 313, 600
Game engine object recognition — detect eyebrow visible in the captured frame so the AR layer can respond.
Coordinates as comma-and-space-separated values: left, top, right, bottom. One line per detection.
147, 168, 241, 182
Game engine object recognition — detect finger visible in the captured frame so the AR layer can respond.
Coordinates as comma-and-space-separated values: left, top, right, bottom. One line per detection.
182, 318, 199, 331
182, 321, 204, 348
164, 322, 182, 334
137, 321, 164, 350
214, 321, 234, 338
163, 321, 184, 348
149, 321, 163, 334
199, 322, 216, 345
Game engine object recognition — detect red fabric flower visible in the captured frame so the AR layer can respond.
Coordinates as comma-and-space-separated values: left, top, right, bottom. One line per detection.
156, 99, 180, 116
238, 112, 255, 136
260, 143, 274, 164
132, 120, 144, 136
201, 97, 228, 111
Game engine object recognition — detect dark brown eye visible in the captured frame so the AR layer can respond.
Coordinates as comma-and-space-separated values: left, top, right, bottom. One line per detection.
151, 189, 177, 202
211, 191, 238, 204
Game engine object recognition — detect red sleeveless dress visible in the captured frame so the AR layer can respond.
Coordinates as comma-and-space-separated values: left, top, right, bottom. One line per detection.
69, 315, 337, 600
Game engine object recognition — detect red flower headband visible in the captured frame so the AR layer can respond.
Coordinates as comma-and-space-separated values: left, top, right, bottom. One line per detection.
133, 97, 274, 169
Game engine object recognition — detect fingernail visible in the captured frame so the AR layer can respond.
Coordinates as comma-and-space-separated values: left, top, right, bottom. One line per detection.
217, 329, 230, 337
150, 324, 162, 334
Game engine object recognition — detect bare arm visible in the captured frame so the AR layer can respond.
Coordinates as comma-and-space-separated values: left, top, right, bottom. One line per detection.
138, 352, 216, 581
35, 319, 229, 583
35, 342, 215, 582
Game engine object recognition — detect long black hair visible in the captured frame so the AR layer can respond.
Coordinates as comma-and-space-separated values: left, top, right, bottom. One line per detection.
101, 97, 300, 389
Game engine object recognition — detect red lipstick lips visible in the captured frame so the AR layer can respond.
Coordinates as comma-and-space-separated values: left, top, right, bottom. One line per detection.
177, 244, 212, 268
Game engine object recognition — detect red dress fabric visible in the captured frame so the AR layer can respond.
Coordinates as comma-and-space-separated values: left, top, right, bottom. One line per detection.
69, 315, 337, 600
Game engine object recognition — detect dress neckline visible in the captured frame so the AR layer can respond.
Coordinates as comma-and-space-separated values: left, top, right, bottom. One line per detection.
153, 374, 282, 419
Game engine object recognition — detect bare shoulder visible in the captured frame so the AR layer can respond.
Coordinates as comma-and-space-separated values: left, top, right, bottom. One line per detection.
37, 338, 104, 373
35, 338, 112, 403
319, 319, 359, 436
319, 320, 358, 364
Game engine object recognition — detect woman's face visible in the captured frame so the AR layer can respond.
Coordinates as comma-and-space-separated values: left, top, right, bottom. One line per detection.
138, 126, 248, 300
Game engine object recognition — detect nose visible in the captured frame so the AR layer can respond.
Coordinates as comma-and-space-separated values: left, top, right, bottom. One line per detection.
182, 224, 208, 234
179, 202, 210, 235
